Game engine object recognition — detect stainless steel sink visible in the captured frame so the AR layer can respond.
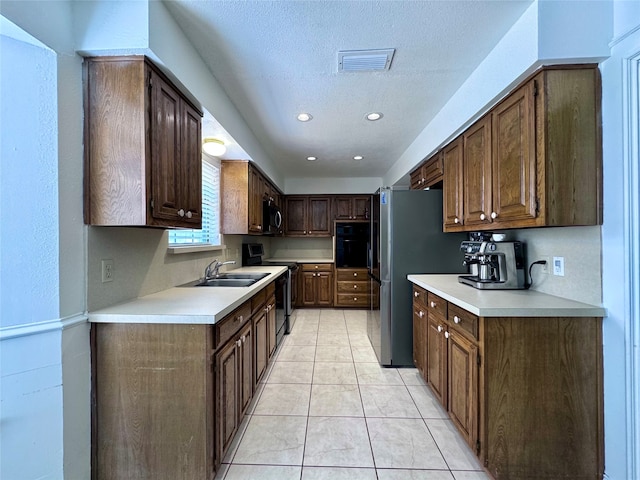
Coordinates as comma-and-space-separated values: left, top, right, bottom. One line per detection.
195, 278, 258, 287
214, 273, 271, 281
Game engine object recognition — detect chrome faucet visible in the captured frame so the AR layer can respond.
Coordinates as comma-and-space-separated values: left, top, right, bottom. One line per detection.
203, 259, 236, 280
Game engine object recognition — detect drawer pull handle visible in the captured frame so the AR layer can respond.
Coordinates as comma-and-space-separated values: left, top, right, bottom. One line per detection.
430, 301, 436, 308
414, 291, 419, 297
419, 311, 424, 318
453, 315, 461, 324
444, 331, 450, 339
437, 325, 443, 333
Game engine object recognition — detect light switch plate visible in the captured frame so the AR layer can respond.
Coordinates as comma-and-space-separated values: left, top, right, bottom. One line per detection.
101, 259, 114, 283
553, 256, 565, 276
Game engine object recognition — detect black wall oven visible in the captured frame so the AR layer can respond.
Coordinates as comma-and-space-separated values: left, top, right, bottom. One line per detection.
335, 222, 370, 268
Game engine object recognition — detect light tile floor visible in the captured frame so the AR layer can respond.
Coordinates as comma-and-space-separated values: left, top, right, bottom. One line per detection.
216, 309, 490, 480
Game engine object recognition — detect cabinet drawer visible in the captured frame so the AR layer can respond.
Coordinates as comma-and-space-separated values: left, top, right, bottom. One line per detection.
336, 268, 367, 281
448, 304, 479, 341
251, 289, 266, 315
336, 293, 370, 307
427, 292, 447, 321
413, 286, 428, 309
301, 263, 333, 272
337, 281, 370, 294
215, 301, 251, 349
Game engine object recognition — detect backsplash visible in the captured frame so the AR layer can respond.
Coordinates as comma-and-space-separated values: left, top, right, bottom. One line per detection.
87, 228, 260, 311
496, 225, 602, 305
270, 237, 334, 261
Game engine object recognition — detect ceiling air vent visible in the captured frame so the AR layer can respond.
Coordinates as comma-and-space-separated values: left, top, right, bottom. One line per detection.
338, 49, 395, 72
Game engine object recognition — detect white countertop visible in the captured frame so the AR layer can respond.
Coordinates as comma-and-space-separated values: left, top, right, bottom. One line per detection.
89, 266, 288, 325
407, 274, 607, 317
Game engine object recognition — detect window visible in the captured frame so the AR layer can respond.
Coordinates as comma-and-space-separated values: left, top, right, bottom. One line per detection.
169, 157, 221, 246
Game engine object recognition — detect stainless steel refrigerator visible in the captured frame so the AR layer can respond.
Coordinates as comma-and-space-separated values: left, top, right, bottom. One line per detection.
367, 187, 467, 366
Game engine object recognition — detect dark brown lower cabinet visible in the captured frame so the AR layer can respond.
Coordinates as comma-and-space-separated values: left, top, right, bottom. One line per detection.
414, 289, 604, 480
92, 323, 214, 480
299, 264, 334, 307
92, 280, 284, 480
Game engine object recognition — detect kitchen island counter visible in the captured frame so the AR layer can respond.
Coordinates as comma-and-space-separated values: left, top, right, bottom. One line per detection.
89, 266, 287, 324
408, 273, 606, 317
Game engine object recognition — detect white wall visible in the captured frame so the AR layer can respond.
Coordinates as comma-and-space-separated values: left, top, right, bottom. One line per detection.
285, 177, 382, 195
600, 1, 640, 477
0, 26, 64, 480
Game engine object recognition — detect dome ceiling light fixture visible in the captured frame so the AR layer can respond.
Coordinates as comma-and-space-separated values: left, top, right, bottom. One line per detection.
202, 137, 226, 157
366, 112, 383, 121
297, 113, 313, 122
306, 156, 318, 161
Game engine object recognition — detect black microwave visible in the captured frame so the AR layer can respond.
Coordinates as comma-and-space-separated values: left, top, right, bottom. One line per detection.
263, 199, 282, 234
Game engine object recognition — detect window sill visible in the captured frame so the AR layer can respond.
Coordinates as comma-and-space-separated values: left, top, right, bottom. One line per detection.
167, 244, 226, 255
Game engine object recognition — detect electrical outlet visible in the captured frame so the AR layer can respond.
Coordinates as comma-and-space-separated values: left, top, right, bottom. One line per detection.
553, 256, 565, 276
101, 259, 114, 283
540, 256, 550, 274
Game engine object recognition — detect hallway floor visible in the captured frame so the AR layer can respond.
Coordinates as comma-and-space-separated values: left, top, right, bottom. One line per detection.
215, 308, 489, 480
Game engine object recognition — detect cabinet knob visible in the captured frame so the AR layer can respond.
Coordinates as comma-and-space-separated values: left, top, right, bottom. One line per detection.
453, 315, 461, 324
454, 217, 459, 224
491, 211, 498, 219
241, 335, 246, 344
419, 311, 424, 318
238, 315, 243, 322
430, 301, 436, 308
353, 297, 357, 301
414, 291, 419, 297
437, 325, 443, 333
480, 213, 486, 221
177, 208, 185, 217
315, 265, 319, 269
444, 331, 450, 339
236, 339, 241, 347
354, 273, 358, 277
185, 210, 193, 219
304, 230, 307, 235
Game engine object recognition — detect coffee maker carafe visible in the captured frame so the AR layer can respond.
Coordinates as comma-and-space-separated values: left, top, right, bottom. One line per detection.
458, 240, 526, 289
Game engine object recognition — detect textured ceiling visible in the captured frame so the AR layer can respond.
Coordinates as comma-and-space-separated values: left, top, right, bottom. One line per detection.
165, 0, 533, 178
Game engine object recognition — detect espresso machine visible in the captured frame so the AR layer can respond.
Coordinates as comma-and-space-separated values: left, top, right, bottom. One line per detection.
458, 240, 527, 289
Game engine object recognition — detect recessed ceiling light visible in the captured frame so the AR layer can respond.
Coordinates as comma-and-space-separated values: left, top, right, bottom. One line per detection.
366, 112, 383, 121
353, 155, 364, 160
306, 156, 317, 161
297, 113, 313, 122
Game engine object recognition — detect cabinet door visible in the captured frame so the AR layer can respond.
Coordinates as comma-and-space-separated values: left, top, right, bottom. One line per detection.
353, 196, 370, 219
151, 70, 182, 223
266, 295, 277, 359
492, 80, 537, 223
308, 196, 331, 236
216, 339, 239, 461
334, 196, 353, 220
301, 271, 318, 306
316, 272, 334, 306
285, 196, 307, 236
413, 305, 427, 379
253, 310, 268, 386
427, 317, 448, 407
248, 167, 263, 233
443, 137, 464, 229
448, 329, 478, 451
463, 115, 492, 227
180, 101, 203, 226
239, 323, 253, 416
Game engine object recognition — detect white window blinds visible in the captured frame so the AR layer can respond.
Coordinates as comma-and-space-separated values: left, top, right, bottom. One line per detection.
168, 158, 221, 245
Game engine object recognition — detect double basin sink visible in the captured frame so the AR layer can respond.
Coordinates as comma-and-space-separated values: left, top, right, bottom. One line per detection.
194, 272, 271, 287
